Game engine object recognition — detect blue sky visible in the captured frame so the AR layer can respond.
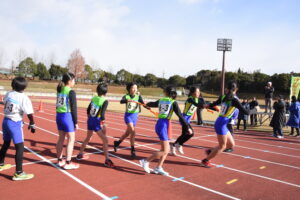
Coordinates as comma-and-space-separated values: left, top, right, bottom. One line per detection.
0, 0, 299, 77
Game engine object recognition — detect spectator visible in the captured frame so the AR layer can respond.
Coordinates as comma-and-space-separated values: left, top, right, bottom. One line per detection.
270, 95, 286, 139
237, 97, 250, 131
286, 96, 300, 137
264, 82, 275, 113
249, 97, 259, 126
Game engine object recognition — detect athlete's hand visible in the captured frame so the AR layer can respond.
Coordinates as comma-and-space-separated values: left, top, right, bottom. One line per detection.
75, 124, 79, 129
28, 124, 36, 134
188, 128, 193, 135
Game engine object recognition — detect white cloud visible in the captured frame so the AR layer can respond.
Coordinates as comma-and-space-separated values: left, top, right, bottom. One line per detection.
0, 0, 299, 78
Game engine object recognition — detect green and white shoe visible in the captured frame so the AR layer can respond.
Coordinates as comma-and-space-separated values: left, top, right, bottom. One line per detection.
0, 164, 12, 171
12, 172, 34, 181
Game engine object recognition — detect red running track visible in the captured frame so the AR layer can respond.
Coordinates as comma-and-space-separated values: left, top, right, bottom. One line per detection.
0, 102, 300, 200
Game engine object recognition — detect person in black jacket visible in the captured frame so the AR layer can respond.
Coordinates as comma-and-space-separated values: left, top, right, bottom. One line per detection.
237, 98, 250, 131
264, 82, 275, 113
270, 95, 286, 139
249, 97, 259, 126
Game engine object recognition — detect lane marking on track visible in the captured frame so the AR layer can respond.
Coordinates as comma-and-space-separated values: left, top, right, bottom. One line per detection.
172, 177, 185, 182
110, 196, 119, 200
19, 121, 241, 200
37, 105, 300, 150
0, 130, 112, 200
226, 179, 238, 185
216, 164, 224, 168
29, 113, 300, 170
14, 112, 300, 189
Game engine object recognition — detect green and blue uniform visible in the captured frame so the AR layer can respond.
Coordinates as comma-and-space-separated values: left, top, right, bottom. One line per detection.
56, 86, 77, 132
211, 95, 249, 135
87, 96, 108, 132
120, 94, 144, 127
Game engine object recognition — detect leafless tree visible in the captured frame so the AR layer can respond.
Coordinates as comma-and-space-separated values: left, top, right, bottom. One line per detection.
67, 49, 85, 79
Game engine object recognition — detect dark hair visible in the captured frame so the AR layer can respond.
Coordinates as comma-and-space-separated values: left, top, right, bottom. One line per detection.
164, 85, 177, 99
291, 96, 297, 103
126, 82, 137, 92
188, 86, 199, 96
12, 77, 28, 92
57, 72, 75, 93
223, 80, 238, 102
97, 84, 108, 96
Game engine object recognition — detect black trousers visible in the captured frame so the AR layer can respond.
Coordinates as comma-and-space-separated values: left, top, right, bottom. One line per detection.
196, 108, 203, 125
237, 119, 247, 130
174, 124, 194, 145
250, 114, 257, 125
0, 141, 24, 173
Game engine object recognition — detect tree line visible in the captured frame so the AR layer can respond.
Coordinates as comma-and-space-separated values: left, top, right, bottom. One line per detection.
5, 49, 299, 94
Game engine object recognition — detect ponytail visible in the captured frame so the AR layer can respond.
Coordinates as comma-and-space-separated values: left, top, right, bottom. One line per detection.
57, 81, 64, 93
223, 80, 238, 102
57, 72, 75, 93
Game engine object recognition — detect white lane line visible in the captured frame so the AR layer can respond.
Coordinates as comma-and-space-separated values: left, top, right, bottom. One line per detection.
0, 130, 111, 200
25, 117, 241, 200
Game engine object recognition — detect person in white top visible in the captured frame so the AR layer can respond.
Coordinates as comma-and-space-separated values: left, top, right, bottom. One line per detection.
0, 77, 36, 181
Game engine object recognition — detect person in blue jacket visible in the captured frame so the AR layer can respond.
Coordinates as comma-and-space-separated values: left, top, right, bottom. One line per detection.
287, 96, 300, 137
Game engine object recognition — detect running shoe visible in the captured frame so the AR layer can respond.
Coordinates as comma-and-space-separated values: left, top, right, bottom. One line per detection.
154, 167, 169, 176
104, 159, 115, 168
0, 164, 12, 171
170, 144, 177, 156
76, 154, 90, 160
12, 172, 34, 181
57, 159, 66, 167
131, 150, 136, 159
63, 162, 80, 170
139, 159, 150, 173
223, 148, 233, 152
200, 160, 213, 168
175, 143, 184, 155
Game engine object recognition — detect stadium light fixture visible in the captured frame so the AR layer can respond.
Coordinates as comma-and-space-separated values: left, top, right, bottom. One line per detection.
217, 38, 232, 95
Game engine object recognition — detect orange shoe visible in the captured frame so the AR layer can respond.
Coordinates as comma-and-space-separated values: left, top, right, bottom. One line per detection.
200, 160, 213, 168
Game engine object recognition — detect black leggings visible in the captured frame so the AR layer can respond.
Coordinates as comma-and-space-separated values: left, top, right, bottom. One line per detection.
0, 141, 24, 173
174, 124, 194, 146
237, 119, 247, 130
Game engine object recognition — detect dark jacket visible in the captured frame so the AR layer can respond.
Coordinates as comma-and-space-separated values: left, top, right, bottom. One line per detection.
264, 86, 274, 99
270, 100, 286, 129
238, 102, 250, 120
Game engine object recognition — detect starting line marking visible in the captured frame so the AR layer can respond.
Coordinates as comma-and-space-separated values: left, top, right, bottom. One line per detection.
226, 179, 238, 185
172, 177, 185, 182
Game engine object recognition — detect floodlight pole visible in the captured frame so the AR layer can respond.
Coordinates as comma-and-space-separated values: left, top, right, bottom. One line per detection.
221, 50, 226, 95
217, 38, 232, 96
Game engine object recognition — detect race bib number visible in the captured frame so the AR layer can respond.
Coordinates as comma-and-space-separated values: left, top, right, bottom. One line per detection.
187, 104, 197, 114
90, 104, 99, 117
127, 102, 138, 112
4, 101, 15, 114
220, 103, 229, 115
159, 103, 171, 114
56, 96, 65, 108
